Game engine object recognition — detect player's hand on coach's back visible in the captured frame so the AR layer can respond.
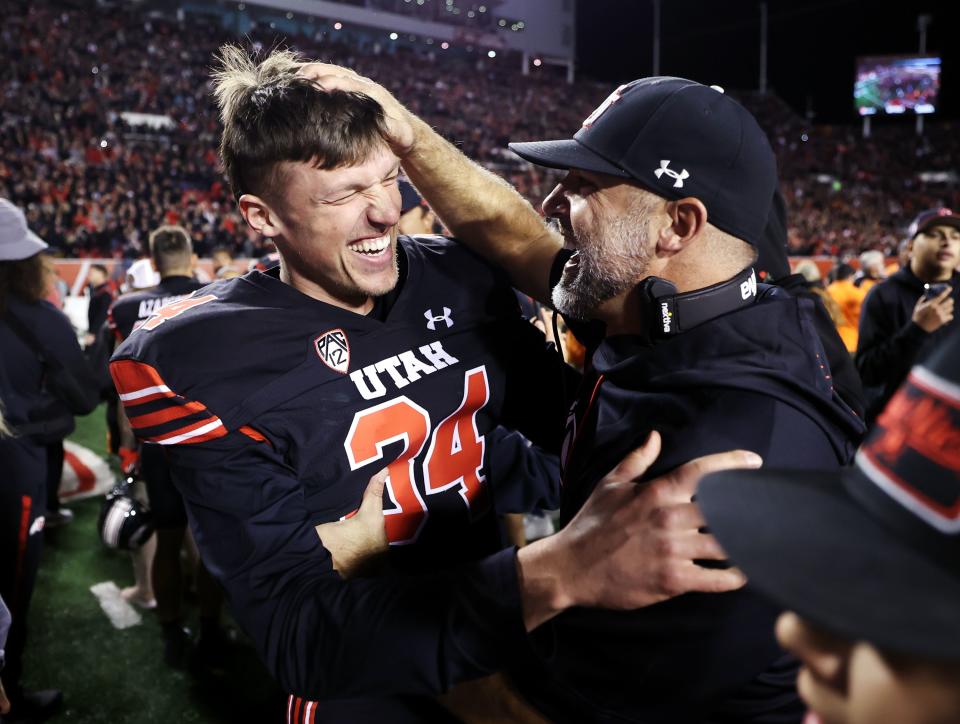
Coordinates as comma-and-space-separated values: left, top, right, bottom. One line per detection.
297, 62, 417, 157
516, 432, 757, 631
315, 469, 390, 579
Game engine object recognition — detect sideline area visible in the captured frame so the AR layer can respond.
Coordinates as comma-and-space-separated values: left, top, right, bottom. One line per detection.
24, 405, 285, 724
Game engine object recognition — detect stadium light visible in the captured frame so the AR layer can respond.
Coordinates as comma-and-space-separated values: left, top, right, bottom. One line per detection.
389, 32, 398, 39
286, 11, 293, 19
441, 41, 449, 49
488, 50, 496, 58
333, 21, 342, 30
533, 58, 542, 67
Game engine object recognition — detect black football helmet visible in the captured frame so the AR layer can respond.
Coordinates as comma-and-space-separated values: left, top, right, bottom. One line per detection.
97, 478, 155, 550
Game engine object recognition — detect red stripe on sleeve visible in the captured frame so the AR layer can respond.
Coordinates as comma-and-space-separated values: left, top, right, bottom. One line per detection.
110, 358, 178, 406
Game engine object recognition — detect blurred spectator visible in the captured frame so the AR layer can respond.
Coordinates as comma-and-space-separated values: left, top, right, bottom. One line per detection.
886, 237, 912, 276
84, 263, 115, 346
856, 208, 959, 424
211, 246, 235, 278
0, 198, 97, 724
795, 260, 846, 331
826, 262, 865, 353
854, 249, 887, 293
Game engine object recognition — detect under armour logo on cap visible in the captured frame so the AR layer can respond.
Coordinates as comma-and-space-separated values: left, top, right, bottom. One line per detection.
424, 307, 454, 331
654, 160, 689, 188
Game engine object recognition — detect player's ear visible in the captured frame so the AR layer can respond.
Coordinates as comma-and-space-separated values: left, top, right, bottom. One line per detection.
657, 198, 708, 255
239, 194, 282, 238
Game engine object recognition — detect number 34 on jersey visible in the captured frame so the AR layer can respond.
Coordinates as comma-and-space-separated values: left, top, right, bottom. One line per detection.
344, 366, 491, 545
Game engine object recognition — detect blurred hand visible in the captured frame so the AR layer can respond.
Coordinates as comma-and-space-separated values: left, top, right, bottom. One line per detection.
297, 63, 417, 157
912, 287, 954, 333
518, 432, 757, 629
315, 469, 389, 578
118, 446, 140, 476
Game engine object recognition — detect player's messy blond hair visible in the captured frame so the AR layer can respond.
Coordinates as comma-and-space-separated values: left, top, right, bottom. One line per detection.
211, 44, 391, 202
212, 45, 304, 127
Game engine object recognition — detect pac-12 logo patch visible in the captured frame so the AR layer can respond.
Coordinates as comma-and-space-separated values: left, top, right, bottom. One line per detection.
314, 329, 350, 374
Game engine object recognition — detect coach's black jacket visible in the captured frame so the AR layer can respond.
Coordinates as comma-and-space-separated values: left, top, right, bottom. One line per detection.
855, 266, 960, 424
514, 284, 865, 724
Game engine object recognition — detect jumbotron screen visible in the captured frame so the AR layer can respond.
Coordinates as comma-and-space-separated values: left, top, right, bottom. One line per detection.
855, 55, 941, 116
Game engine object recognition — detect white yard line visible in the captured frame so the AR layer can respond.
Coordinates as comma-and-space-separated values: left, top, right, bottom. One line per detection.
89, 581, 142, 629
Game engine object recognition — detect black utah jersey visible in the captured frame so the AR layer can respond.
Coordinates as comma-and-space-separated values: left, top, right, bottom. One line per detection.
110, 236, 570, 704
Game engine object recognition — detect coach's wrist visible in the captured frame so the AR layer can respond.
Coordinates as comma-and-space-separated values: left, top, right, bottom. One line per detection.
516, 534, 576, 631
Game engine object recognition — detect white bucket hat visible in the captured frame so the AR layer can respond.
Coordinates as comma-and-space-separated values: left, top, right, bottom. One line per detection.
0, 198, 48, 260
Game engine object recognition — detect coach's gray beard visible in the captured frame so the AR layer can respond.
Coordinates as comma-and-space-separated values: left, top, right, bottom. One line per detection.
551, 207, 652, 321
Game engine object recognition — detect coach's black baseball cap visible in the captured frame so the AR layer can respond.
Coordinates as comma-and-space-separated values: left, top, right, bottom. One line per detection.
698, 333, 960, 659
508, 77, 778, 247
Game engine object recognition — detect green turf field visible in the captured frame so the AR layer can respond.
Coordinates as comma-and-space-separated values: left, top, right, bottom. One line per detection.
22, 405, 286, 723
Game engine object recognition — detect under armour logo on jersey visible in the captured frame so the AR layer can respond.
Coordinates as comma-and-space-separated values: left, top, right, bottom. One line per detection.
654, 160, 689, 188
314, 328, 350, 374
424, 307, 454, 331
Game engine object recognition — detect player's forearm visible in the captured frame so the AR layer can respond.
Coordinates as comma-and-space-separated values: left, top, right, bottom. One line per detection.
116, 400, 138, 450
403, 116, 561, 303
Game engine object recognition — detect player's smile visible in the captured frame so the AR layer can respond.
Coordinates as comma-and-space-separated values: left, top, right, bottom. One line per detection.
348, 232, 392, 257
344, 229, 398, 282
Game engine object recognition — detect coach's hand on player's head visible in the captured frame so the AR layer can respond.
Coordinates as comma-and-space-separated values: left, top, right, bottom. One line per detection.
517, 432, 757, 630
315, 468, 390, 579
297, 62, 417, 157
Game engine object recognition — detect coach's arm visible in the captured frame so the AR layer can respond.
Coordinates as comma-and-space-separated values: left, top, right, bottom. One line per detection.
298, 63, 562, 305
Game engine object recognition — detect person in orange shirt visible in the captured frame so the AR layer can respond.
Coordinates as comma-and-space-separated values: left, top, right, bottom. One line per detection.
826, 262, 865, 352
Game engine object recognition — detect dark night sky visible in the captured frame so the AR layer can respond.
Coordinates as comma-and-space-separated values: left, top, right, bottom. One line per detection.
576, 0, 957, 122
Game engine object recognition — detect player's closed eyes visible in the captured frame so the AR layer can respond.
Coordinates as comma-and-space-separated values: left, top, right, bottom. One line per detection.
324, 174, 399, 204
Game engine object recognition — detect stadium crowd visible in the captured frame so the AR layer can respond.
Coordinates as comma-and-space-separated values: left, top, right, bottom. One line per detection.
3, 0, 958, 263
